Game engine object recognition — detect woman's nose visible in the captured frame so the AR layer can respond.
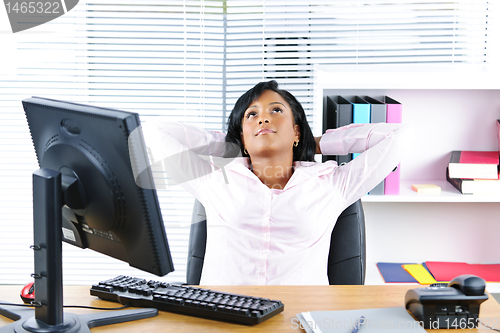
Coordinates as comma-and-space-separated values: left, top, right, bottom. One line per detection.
258, 118, 270, 124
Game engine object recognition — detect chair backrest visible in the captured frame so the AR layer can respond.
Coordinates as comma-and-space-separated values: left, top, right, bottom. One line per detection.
327, 199, 366, 285
186, 199, 365, 285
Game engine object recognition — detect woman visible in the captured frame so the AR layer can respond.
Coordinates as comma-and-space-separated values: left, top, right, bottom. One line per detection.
145, 80, 413, 285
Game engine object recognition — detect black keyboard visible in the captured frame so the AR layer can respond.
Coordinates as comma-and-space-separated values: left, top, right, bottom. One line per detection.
89, 275, 284, 325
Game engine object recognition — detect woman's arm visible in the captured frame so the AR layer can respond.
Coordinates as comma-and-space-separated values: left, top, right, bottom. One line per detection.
145, 120, 226, 151
142, 120, 228, 198
320, 122, 414, 206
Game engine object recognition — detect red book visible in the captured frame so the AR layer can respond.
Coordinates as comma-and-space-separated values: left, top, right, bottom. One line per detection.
448, 150, 499, 180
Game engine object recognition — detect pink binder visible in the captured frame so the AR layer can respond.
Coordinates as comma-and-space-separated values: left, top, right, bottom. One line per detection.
383, 96, 402, 195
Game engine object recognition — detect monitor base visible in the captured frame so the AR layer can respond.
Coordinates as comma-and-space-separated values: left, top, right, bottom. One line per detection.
0, 304, 157, 333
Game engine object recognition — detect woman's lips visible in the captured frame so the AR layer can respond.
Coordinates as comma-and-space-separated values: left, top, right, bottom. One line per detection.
256, 128, 276, 136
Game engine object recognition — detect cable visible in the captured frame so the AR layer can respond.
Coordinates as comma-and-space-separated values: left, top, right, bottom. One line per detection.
479, 320, 500, 332
63, 304, 130, 310
0, 302, 39, 308
0, 302, 129, 311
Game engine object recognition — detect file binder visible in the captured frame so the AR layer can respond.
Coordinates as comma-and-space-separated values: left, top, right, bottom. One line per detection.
365, 96, 387, 195
323, 95, 353, 165
347, 96, 370, 160
380, 96, 402, 195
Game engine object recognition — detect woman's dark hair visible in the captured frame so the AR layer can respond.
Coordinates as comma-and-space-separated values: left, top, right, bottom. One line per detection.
225, 80, 316, 162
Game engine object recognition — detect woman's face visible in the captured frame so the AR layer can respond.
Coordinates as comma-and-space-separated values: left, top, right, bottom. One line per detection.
240, 90, 300, 159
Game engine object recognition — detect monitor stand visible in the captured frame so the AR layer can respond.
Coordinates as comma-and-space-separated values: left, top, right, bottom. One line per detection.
0, 168, 158, 333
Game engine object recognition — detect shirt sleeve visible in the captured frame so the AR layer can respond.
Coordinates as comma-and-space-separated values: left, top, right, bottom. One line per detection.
142, 120, 230, 198
319, 122, 415, 207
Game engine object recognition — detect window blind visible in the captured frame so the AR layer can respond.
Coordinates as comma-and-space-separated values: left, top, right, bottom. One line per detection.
0, 0, 495, 285
71, 0, 224, 283
225, 0, 491, 133
0, 0, 225, 285
0, 9, 86, 284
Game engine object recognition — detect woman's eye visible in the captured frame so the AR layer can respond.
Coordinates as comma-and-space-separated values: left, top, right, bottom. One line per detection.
246, 111, 257, 118
271, 107, 283, 113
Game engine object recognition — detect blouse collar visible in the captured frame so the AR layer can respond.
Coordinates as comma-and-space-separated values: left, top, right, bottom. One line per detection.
224, 157, 337, 190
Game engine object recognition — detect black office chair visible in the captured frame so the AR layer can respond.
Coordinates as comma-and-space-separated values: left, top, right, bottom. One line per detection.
186, 199, 366, 285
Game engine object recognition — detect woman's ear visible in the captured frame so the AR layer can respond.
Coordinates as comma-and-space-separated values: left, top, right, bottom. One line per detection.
294, 124, 301, 142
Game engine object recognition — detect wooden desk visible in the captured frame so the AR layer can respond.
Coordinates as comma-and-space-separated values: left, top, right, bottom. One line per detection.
1, 285, 500, 332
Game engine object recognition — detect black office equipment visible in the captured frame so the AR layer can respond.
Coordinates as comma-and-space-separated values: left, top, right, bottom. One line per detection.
405, 274, 488, 329
90, 275, 284, 325
0, 97, 174, 333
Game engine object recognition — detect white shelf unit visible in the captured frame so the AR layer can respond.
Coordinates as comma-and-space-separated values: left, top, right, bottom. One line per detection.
313, 64, 500, 288
364, 180, 500, 203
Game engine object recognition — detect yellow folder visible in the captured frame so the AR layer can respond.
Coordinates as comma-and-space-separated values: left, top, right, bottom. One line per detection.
402, 264, 437, 285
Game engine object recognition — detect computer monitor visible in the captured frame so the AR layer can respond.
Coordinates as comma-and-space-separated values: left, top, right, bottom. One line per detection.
0, 97, 174, 333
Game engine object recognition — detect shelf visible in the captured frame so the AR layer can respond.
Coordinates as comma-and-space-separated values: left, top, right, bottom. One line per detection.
315, 64, 500, 288
362, 180, 500, 203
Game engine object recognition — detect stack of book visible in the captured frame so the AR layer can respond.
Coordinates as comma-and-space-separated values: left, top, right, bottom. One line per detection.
446, 150, 500, 194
